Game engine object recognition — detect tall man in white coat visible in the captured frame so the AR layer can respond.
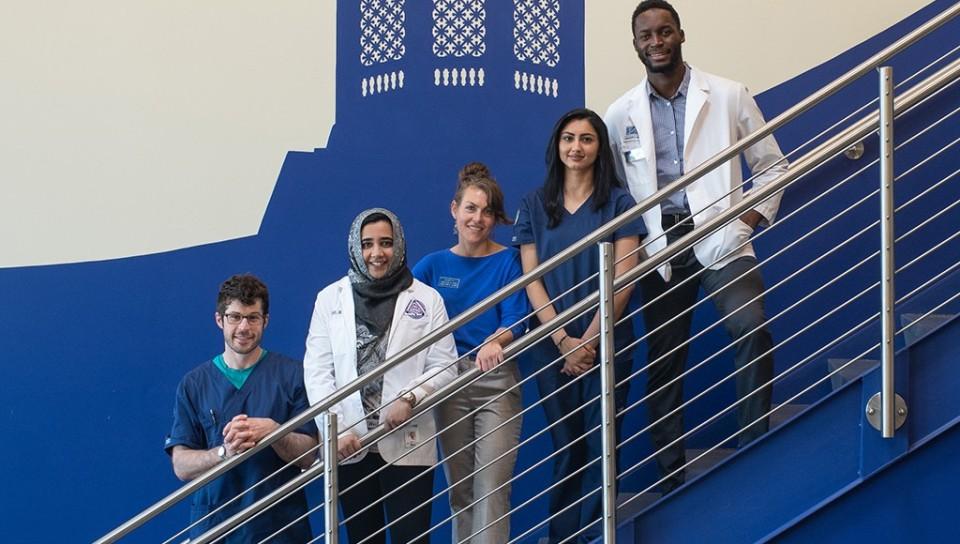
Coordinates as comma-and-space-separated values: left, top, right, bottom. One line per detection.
604, 0, 789, 493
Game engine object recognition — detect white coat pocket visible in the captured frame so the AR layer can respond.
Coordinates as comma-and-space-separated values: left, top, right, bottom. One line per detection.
718, 218, 754, 263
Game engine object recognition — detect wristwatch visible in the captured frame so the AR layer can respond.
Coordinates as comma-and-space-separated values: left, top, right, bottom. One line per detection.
217, 445, 229, 461
400, 390, 417, 408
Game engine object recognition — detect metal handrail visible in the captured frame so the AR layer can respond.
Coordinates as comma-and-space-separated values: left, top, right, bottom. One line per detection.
96, 4, 960, 541
192, 55, 960, 544
240, 78, 960, 544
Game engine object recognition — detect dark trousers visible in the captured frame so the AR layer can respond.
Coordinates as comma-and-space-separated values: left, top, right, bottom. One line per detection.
535, 353, 630, 544
337, 451, 434, 544
641, 219, 774, 492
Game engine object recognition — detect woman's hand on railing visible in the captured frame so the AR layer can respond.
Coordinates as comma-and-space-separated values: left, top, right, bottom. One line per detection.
476, 341, 505, 372
337, 432, 362, 461
560, 336, 595, 376
383, 398, 414, 430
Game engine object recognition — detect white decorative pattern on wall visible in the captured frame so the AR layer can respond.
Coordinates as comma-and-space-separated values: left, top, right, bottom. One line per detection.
362, 70, 406, 97
360, 0, 406, 66
513, 0, 560, 67
514, 70, 558, 97
434, 68, 485, 87
432, 0, 486, 58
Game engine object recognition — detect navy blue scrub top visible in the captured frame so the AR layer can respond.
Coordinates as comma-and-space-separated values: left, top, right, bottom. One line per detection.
512, 186, 645, 362
165, 351, 317, 543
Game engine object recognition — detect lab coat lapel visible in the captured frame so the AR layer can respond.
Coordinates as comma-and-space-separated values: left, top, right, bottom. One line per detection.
626, 80, 672, 280
336, 280, 359, 382
385, 287, 412, 356
626, 83, 658, 198
684, 67, 710, 165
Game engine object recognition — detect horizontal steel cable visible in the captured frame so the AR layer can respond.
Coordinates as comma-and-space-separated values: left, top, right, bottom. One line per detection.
95, 23, 960, 543
279, 347, 605, 542
246, 102, 960, 544
616, 159, 960, 460
610, 89, 960, 398
621, 285, 960, 506
186, 47, 960, 544
616, 259, 882, 465
616, 227, 960, 501
221, 84, 956, 544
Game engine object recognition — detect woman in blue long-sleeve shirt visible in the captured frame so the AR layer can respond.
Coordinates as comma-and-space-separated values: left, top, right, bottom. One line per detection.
413, 162, 528, 544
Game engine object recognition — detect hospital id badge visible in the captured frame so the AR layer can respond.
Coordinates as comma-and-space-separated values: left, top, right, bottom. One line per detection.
626, 147, 645, 163
403, 425, 419, 449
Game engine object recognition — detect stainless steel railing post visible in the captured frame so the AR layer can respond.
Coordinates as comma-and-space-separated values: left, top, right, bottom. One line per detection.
322, 412, 340, 544
598, 242, 618, 542
879, 66, 897, 438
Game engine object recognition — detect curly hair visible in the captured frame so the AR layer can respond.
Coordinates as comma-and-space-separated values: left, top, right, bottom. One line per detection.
216, 273, 269, 315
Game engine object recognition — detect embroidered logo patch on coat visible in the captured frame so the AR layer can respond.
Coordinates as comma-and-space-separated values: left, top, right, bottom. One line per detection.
404, 299, 427, 319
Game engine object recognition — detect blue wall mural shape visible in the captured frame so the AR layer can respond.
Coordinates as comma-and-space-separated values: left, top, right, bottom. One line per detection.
0, 2, 581, 541
2, 1, 959, 542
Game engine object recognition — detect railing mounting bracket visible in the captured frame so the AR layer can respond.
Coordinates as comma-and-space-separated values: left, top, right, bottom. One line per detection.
865, 392, 907, 432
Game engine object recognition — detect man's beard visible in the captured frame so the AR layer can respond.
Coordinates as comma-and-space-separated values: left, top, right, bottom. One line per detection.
641, 46, 682, 74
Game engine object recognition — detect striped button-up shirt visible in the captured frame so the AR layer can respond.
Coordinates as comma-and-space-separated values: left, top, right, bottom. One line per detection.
647, 66, 692, 215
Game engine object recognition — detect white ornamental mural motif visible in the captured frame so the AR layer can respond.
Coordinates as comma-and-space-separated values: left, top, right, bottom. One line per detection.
513, 0, 560, 67
433, 0, 486, 58
360, 0, 406, 66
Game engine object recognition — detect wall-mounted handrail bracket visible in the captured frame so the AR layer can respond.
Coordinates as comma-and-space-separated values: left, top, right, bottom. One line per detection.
866, 392, 907, 432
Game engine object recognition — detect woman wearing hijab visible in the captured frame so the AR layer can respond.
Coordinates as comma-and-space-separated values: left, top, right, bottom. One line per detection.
412, 162, 529, 544
303, 208, 458, 544
513, 109, 644, 543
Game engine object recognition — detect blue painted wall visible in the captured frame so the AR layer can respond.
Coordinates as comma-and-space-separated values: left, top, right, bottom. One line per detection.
2, 2, 958, 542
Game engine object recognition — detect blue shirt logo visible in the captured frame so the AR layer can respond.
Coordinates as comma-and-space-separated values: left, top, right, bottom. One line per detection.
438, 276, 460, 288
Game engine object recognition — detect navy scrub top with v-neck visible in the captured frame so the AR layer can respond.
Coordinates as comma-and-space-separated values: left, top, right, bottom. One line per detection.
165, 351, 316, 543
512, 186, 645, 360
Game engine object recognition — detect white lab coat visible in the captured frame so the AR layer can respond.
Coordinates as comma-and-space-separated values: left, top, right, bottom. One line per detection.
303, 276, 458, 465
605, 66, 788, 280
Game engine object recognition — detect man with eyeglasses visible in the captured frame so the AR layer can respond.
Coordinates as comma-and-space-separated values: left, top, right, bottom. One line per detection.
164, 274, 317, 542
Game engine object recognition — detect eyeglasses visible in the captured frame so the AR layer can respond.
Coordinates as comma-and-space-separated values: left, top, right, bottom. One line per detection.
222, 312, 264, 325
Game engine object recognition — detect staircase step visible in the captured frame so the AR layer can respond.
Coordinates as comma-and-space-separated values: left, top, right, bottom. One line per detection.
827, 357, 878, 390
616, 490, 662, 519
685, 447, 736, 479
770, 403, 809, 429
900, 312, 956, 345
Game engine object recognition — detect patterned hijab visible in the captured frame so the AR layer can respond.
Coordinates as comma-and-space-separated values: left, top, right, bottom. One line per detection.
347, 208, 414, 336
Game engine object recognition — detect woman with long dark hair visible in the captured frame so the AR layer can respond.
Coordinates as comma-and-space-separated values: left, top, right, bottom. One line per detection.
303, 208, 458, 544
512, 108, 644, 543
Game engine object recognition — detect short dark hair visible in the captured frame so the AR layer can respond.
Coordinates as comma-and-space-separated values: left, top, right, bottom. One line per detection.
216, 274, 269, 315
632, 0, 682, 38
454, 162, 512, 225
542, 108, 623, 229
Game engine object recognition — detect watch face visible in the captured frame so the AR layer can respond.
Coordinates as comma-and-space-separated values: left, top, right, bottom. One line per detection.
218, 445, 227, 459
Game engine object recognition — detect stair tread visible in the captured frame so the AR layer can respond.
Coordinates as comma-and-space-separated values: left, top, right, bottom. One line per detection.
685, 447, 736, 478
616, 491, 662, 519
771, 402, 810, 428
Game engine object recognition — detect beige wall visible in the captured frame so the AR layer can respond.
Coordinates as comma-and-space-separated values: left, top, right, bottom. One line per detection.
1, 1, 930, 267
2, 1, 335, 267
586, 0, 930, 112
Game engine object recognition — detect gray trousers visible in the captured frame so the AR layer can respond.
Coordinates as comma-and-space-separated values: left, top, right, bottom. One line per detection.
436, 360, 522, 544
641, 218, 774, 492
